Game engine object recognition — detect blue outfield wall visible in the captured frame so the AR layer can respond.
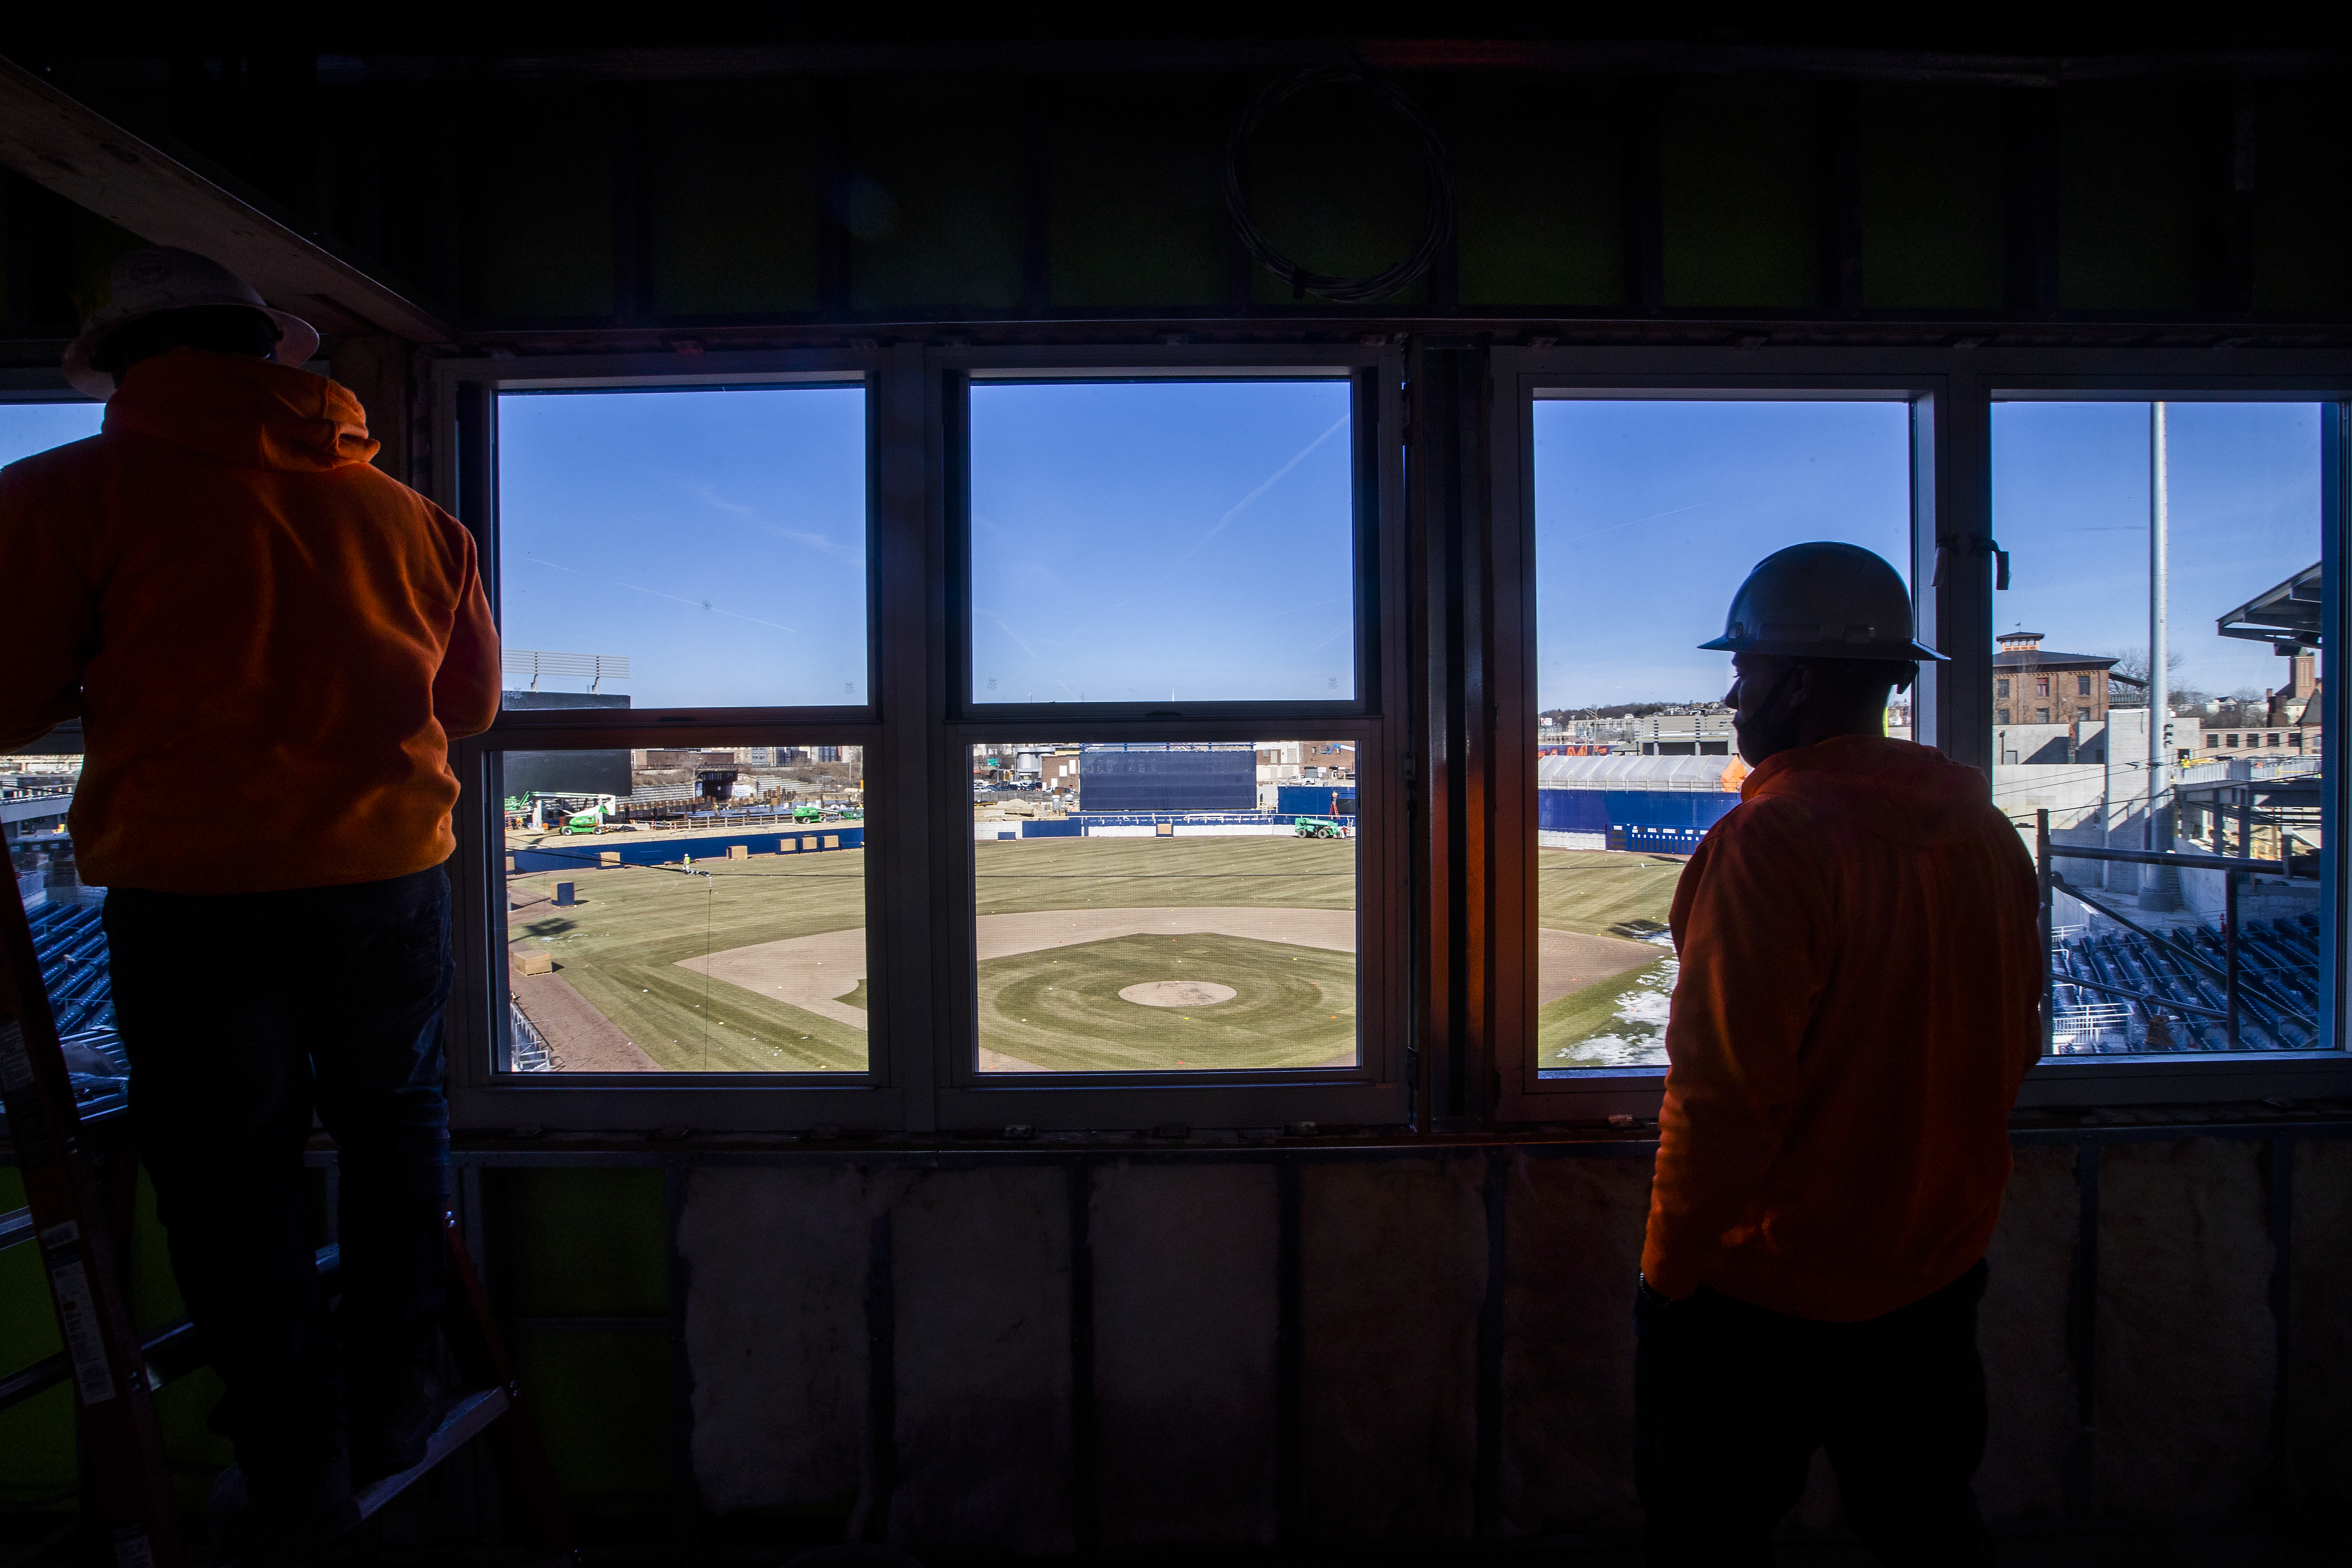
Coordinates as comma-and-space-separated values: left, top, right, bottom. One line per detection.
508, 826, 864, 872
1537, 789, 1740, 836
1276, 785, 1357, 817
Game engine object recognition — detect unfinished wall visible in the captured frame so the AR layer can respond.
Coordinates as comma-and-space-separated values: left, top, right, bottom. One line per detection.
658, 1128, 2349, 1552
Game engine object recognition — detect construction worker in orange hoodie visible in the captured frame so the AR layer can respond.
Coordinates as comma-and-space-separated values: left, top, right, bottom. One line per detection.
0, 249, 499, 1556
1635, 543, 2041, 1567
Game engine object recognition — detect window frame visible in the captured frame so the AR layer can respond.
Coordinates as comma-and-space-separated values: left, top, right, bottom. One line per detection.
1489, 347, 2352, 1123
432, 349, 897, 1131
923, 345, 1410, 1131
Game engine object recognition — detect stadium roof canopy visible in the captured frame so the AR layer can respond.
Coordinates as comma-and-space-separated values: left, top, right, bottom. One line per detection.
2217, 561, 2323, 653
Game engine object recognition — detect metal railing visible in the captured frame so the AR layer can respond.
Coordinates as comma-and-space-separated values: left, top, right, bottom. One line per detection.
2035, 808, 2318, 1054
509, 998, 555, 1072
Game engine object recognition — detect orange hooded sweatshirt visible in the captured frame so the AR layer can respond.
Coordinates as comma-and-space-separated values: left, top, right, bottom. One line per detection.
1641, 734, 2042, 1322
0, 349, 499, 894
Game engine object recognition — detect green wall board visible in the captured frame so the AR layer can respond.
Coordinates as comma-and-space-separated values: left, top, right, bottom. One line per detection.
1236, 75, 1438, 308
649, 83, 821, 319
2059, 84, 2209, 311
488, 1166, 669, 1317
1050, 81, 1234, 310
2254, 84, 2352, 314
1859, 86, 2005, 310
467, 88, 619, 324
1663, 80, 1826, 309
1453, 80, 1629, 307
512, 1327, 674, 1514
846, 81, 1024, 312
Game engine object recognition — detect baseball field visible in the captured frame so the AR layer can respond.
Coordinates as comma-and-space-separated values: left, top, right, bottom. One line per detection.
503, 835, 1682, 1075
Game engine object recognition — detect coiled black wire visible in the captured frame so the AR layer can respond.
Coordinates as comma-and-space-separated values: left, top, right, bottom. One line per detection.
1224, 65, 1456, 306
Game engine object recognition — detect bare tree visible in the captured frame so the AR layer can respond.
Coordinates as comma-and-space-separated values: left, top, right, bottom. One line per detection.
2107, 645, 2185, 708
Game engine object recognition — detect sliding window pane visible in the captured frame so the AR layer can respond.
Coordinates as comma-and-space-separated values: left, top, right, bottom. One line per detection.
497, 386, 867, 709
968, 380, 1355, 704
1530, 398, 1914, 1072
970, 741, 1357, 1072
499, 746, 867, 1074
1993, 401, 2328, 1055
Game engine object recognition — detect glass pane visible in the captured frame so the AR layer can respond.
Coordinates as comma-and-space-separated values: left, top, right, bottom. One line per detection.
4, 761, 128, 1119
968, 380, 1355, 704
0, 401, 104, 465
1993, 401, 2328, 1055
496, 386, 867, 709
1530, 399, 1914, 1073
499, 746, 867, 1073
969, 741, 1357, 1072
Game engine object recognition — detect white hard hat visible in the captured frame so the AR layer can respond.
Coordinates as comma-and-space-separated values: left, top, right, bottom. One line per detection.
1700, 542, 1946, 662
64, 246, 319, 399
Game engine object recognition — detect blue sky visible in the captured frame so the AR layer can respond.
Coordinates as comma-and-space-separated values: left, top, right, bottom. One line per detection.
6, 389, 2320, 715
497, 386, 868, 708
1991, 402, 2321, 700
1533, 398, 2322, 712
969, 380, 1354, 703
1534, 400, 1914, 710
0, 401, 103, 467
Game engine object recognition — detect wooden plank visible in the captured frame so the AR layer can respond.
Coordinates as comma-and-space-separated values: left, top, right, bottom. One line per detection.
0, 56, 450, 342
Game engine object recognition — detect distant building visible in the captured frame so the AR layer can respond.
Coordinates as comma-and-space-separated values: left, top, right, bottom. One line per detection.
2199, 652, 2322, 758
1635, 711, 1734, 756
1994, 632, 2116, 727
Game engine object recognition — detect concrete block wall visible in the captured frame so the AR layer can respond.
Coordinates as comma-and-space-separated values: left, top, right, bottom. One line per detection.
656, 1127, 2349, 1551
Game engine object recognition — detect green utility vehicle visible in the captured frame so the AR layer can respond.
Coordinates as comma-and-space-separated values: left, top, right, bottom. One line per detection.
791, 802, 823, 822
1292, 816, 1351, 839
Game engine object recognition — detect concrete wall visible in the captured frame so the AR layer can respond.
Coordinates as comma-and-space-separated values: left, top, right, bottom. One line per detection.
650, 1127, 2351, 1551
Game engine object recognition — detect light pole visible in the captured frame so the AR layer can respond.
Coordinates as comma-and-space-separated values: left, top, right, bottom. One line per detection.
2144, 401, 2181, 909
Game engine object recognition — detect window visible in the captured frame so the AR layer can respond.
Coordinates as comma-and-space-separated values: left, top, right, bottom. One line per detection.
965, 378, 1356, 705
496, 744, 867, 1075
1999, 708, 2012, 726
2038, 707, 2051, 724
2037, 677, 2051, 698
496, 385, 868, 709
966, 740, 1356, 1074
2079, 675, 2094, 697
1525, 397, 1914, 1073
1998, 677, 2011, 698
1992, 398, 2332, 1059
946, 361, 1399, 1113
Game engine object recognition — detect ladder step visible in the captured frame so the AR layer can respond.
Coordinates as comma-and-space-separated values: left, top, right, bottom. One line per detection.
354, 1385, 511, 1520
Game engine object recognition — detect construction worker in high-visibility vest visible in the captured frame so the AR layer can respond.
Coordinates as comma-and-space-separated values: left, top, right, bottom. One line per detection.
1635, 543, 2041, 1566
0, 248, 499, 1556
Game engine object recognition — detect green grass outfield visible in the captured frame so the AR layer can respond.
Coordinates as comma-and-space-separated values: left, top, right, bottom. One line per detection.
1534, 848, 1683, 1066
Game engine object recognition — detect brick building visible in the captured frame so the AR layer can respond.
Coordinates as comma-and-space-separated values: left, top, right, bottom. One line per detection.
1993, 632, 2118, 727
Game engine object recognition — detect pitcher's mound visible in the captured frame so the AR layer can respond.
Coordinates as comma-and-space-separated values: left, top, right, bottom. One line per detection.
1120, 980, 1238, 1008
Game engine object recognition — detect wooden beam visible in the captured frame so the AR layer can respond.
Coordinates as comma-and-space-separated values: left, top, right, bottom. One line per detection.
0, 55, 450, 342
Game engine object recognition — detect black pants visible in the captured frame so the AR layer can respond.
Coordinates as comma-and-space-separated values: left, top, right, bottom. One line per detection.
105, 866, 453, 1488
1635, 1260, 1996, 1568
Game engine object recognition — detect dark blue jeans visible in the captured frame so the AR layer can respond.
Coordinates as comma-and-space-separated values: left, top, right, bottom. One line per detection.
1635, 1260, 1996, 1568
104, 865, 453, 1482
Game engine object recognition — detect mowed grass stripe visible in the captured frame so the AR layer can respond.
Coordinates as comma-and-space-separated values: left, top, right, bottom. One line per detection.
1536, 848, 1683, 937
